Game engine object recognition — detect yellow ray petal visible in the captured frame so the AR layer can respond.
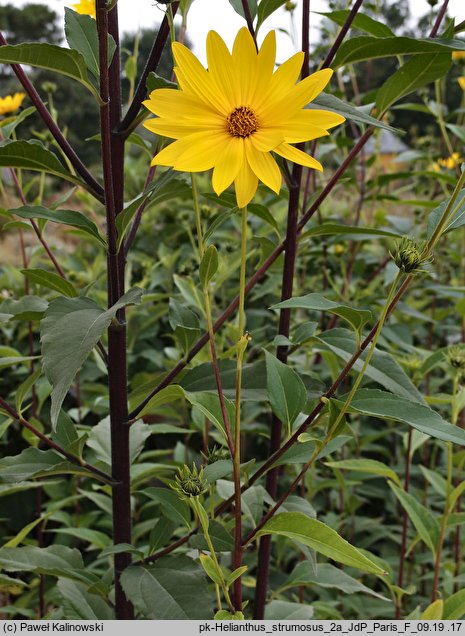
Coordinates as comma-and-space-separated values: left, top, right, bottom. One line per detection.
287, 68, 333, 109
172, 42, 229, 113
282, 125, 329, 144
274, 143, 323, 171
231, 27, 258, 104
144, 116, 223, 139
245, 141, 281, 194
250, 128, 284, 152
212, 137, 245, 195
151, 138, 192, 167
143, 88, 211, 119
254, 52, 304, 113
174, 132, 227, 172
301, 108, 346, 129
234, 162, 258, 208
206, 31, 240, 109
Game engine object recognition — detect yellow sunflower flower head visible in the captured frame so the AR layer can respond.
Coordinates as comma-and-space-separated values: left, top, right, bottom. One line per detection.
71, 0, 96, 19
458, 76, 465, 91
143, 28, 345, 208
438, 152, 462, 170
453, 51, 465, 62
0, 92, 26, 116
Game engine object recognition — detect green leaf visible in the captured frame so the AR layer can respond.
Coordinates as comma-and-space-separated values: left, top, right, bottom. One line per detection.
421, 600, 443, 620
0, 295, 48, 321
316, 329, 424, 403
189, 520, 234, 553
133, 385, 186, 419
285, 562, 389, 600
317, 10, 394, 37
21, 269, 78, 298
0, 141, 87, 188
120, 556, 212, 619
264, 351, 307, 435
257, 0, 287, 30
0, 448, 90, 483
302, 222, 401, 240
0, 545, 84, 574
312, 93, 399, 133
427, 189, 465, 238
444, 589, 465, 619
50, 528, 111, 550
264, 601, 314, 620
13, 205, 105, 245
40, 288, 143, 426
64, 7, 115, 79
347, 389, 465, 446
146, 72, 177, 92
448, 481, 465, 514
86, 417, 150, 465
333, 35, 465, 68
199, 553, 222, 585
254, 512, 385, 575
0, 346, 38, 370
185, 391, 236, 443
226, 565, 248, 588
389, 482, 440, 556
0, 43, 102, 103
1, 106, 36, 139
214, 610, 245, 620
228, 0, 257, 20
144, 487, 191, 526
199, 245, 219, 287
376, 53, 452, 115
325, 458, 401, 487
3, 513, 52, 548
272, 294, 371, 334
57, 579, 113, 620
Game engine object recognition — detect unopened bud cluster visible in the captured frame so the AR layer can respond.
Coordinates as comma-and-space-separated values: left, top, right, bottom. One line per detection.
172, 463, 208, 499
201, 445, 229, 465
447, 344, 465, 370
391, 237, 431, 274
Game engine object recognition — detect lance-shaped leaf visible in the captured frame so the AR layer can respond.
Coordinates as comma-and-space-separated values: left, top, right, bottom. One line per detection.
264, 350, 307, 435
427, 189, 465, 238
312, 93, 399, 133
41, 288, 143, 426
0, 43, 102, 103
64, 8, 116, 79
0, 141, 86, 188
253, 512, 385, 576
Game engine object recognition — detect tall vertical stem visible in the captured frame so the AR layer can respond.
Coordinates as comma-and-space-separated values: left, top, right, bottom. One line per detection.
96, 0, 133, 619
232, 206, 248, 611
396, 428, 413, 619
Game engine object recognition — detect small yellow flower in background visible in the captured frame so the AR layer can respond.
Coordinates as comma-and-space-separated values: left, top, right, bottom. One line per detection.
438, 152, 462, 170
458, 76, 465, 91
453, 51, 465, 62
0, 92, 25, 116
143, 28, 345, 207
334, 244, 345, 254
71, 0, 96, 19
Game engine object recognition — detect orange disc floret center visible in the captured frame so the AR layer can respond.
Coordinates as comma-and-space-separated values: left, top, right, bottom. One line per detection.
227, 106, 259, 138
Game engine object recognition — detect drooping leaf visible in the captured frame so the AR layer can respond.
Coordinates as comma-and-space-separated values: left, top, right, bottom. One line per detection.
253, 512, 385, 575
427, 189, 465, 238
57, 579, 113, 620
317, 10, 394, 37
40, 288, 143, 426
347, 389, 465, 446
0, 295, 48, 321
199, 244, 219, 287
376, 53, 452, 115
256, 0, 287, 30
0, 43, 102, 102
284, 562, 389, 600
0, 545, 84, 574
12, 205, 105, 245
0, 448, 90, 483
316, 328, 424, 403
120, 556, 212, 619
272, 294, 371, 334
144, 487, 191, 526
333, 35, 465, 68
0, 141, 86, 188
21, 269, 78, 298
444, 589, 465, 619
325, 458, 401, 487
312, 93, 400, 133
389, 482, 440, 556
86, 417, 150, 466
264, 350, 307, 435
421, 600, 444, 620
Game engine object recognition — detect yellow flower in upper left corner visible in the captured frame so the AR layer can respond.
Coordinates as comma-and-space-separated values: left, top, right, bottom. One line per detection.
143, 28, 345, 208
71, 0, 96, 19
0, 92, 25, 116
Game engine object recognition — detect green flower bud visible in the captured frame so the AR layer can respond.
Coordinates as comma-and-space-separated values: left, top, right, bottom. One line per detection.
447, 344, 465, 370
172, 463, 208, 499
201, 445, 229, 465
391, 237, 431, 274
